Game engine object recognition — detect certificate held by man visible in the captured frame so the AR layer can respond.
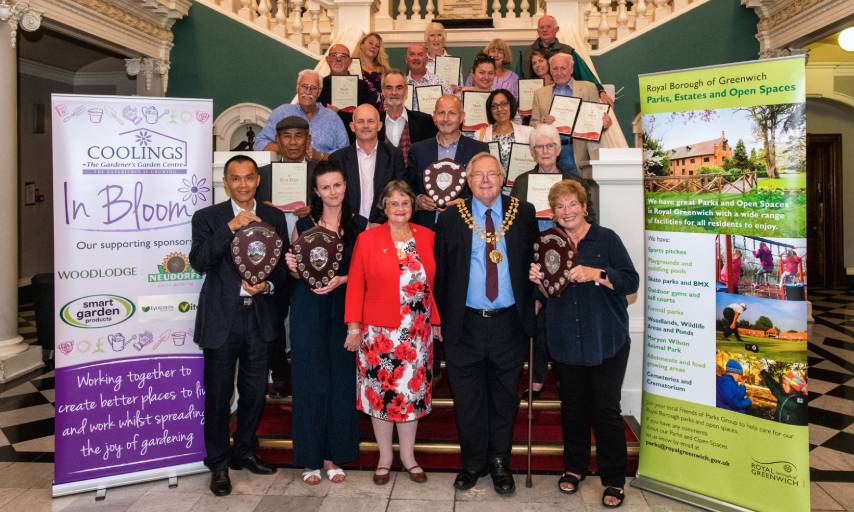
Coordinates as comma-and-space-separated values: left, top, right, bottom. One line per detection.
462, 91, 490, 132
435, 55, 461, 86
415, 85, 443, 114
572, 101, 610, 142
331, 75, 358, 112
518, 78, 543, 116
547, 95, 582, 135
271, 162, 308, 212
526, 173, 562, 218
506, 143, 536, 187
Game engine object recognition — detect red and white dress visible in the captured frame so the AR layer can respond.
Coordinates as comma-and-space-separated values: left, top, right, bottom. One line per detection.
356, 239, 433, 422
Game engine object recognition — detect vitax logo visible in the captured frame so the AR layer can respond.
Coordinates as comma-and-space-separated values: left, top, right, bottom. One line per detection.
59, 294, 135, 328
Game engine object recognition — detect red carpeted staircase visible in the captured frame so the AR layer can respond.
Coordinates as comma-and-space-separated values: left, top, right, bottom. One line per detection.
250, 364, 640, 475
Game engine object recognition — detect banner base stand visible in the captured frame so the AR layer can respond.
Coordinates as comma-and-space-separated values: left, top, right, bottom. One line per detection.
631, 476, 753, 512
52, 462, 208, 498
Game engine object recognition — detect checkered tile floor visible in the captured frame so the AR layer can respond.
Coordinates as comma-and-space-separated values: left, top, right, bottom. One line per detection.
2, 294, 853, 484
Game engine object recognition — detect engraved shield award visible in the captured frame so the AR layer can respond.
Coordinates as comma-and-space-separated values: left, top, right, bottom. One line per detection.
292, 226, 344, 289
533, 227, 578, 297
423, 158, 466, 208
230, 222, 284, 284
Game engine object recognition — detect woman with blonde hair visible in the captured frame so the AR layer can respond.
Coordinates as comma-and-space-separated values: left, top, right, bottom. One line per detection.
352, 32, 391, 103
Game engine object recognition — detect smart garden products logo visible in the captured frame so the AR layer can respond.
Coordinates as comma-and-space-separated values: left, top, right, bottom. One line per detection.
751, 459, 803, 487
147, 252, 201, 283
59, 295, 135, 328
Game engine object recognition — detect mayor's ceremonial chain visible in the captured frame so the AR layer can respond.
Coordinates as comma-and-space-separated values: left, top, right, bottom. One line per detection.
457, 196, 520, 264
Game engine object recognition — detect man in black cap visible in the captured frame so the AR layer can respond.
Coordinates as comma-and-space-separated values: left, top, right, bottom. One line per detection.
256, 116, 316, 397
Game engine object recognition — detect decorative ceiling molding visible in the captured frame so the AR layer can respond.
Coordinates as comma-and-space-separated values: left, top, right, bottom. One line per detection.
742, 0, 854, 55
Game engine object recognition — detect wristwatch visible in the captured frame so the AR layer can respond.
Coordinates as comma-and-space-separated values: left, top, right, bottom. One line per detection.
600, 270, 608, 281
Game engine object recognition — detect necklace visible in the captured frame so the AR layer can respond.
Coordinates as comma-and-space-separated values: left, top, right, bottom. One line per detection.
457, 197, 519, 264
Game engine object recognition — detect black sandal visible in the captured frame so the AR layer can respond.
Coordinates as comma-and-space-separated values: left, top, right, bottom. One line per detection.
602, 486, 625, 508
557, 472, 584, 494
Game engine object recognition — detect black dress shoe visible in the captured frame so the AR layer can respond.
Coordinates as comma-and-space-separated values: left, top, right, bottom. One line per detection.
209, 469, 231, 496
229, 454, 277, 475
453, 467, 488, 490
269, 380, 291, 398
489, 458, 515, 495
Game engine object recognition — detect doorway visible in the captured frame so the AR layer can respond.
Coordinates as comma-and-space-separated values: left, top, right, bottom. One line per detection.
806, 133, 845, 288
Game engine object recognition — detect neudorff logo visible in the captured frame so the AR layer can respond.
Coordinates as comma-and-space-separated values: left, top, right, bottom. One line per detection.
751, 459, 802, 487
60, 295, 135, 328
147, 252, 201, 283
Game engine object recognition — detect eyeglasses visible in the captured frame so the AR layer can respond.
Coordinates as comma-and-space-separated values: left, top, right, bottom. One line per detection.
533, 143, 558, 153
386, 200, 412, 208
298, 84, 321, 93
469, 172, 501, 181
328, 52, 350, 60
490, 101, 510, 110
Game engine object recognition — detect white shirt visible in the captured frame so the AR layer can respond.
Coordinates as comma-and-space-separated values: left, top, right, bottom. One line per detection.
356, 142, 378, 219
384, 108, 409, 147
727, 303, 746, 314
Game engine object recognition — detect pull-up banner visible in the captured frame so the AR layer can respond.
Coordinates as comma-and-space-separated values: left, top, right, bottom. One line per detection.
635, 57, 809, 511
51, 95, 212, 495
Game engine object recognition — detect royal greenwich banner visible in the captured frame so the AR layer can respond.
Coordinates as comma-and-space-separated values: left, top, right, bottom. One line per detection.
51, 95, 212, 492
636, 56, 809, 511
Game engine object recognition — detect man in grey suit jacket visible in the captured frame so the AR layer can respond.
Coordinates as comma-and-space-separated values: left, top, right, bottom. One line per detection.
530, 52, 612, 179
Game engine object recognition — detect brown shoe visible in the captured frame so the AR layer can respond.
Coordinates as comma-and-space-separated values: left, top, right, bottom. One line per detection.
405, 465, 428, 483
373, 467, 391, 485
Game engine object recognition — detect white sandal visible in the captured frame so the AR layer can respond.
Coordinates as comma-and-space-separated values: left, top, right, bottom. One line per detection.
302, 469, 322, 485
325, 467, 346, 483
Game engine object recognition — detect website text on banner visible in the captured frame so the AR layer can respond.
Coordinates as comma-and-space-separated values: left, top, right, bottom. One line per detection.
51, 95, 213, 493
636, 56, 809, 512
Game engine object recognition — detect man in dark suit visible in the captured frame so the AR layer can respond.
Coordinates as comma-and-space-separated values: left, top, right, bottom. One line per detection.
379, 69, 437, 165
256, 116, 316, 398
435, 152, 538, 496
330, 104, 406, 224
317, 43, 381, 144
409, 94, 489, 229
190, 155, 290, 497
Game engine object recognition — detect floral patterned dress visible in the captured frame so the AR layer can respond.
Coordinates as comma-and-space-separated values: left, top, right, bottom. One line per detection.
356, 239, 433, 422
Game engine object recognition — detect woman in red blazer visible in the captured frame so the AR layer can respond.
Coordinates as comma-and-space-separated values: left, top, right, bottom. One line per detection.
345, 180, 441, 486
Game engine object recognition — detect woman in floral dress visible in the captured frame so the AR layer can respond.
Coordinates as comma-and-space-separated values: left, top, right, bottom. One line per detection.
345, 180, 441, 485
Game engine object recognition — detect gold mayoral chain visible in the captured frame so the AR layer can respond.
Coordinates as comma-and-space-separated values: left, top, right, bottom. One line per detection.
457, 196, 520, 264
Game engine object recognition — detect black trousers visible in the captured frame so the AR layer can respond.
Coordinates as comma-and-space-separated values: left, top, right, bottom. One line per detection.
553, 342, 630, 487
721, 307, 742, 341
445, 309, 527, 471
203, 306, 271, 470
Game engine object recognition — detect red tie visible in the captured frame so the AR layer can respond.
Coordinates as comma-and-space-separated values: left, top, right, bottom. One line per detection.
485, 209, 498, 301
398, 120, 411, 167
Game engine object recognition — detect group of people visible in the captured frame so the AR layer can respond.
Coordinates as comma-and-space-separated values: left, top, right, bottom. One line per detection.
191, 18, 637, 510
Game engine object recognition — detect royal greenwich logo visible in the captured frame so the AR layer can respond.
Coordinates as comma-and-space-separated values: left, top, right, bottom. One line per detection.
59, 294, 135, 328
148, 252, 201, 283
750, 459, 803, 487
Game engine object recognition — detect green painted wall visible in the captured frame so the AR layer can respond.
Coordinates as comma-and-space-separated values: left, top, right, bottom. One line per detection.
168, 2, 318, 117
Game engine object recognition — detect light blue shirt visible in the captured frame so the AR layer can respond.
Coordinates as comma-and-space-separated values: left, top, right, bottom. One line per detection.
553, 83, 577, 173
437, 135, 460, 161
253, 103, 349, 154
466, 196, 515, 309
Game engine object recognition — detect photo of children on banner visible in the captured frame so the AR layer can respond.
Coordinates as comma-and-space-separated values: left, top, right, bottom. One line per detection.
715, 234, 806, 300
714, 292, 807, 424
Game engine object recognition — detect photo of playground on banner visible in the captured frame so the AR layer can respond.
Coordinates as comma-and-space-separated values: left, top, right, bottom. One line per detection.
643, 104, 805, 238
715, 292, 807, 425
716, 234, 805, 301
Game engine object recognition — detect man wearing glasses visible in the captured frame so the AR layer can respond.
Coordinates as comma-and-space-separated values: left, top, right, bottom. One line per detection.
379, 69, 437, 166
254, 69, 349, 160
318, 44, 381, 143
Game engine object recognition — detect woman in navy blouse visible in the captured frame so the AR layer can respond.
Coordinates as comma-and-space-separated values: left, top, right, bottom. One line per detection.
528, 179, 638, 508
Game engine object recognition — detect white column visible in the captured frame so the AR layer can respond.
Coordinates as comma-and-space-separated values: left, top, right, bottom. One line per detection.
0, 24, 36, 381
591, 148, 644, 417
541, 0, 583, 35
334, 0, 375, 35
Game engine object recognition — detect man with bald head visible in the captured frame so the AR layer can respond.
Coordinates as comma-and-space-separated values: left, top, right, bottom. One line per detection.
406, 42, 452, 112
329, 104, 405, 223
530, 52, 612, 179
318, 44, 381, 143
519, 15, 612, 105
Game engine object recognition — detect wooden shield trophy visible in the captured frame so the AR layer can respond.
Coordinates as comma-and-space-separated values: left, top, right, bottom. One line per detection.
292, 226, 344, 289
533, 228, 578, 297
230, 222, 284, 284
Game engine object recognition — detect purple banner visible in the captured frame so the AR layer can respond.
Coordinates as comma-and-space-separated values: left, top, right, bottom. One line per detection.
54, 355, 205, 484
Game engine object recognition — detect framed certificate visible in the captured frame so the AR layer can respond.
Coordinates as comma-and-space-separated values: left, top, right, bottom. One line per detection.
348, 58, 363, 78
518, 78, 543, 116
572, 101, 610, 142
435, 55, 461, 86
331, 75, 358, 112
405, 84, 414, 111
506, 143, 536, 186
415, 84, 443, 114
488, 141, 500, 161
462, 91, 490, 132
527, 173, 562, 218
547, 94, 582, 135
271, 162, 308, 212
